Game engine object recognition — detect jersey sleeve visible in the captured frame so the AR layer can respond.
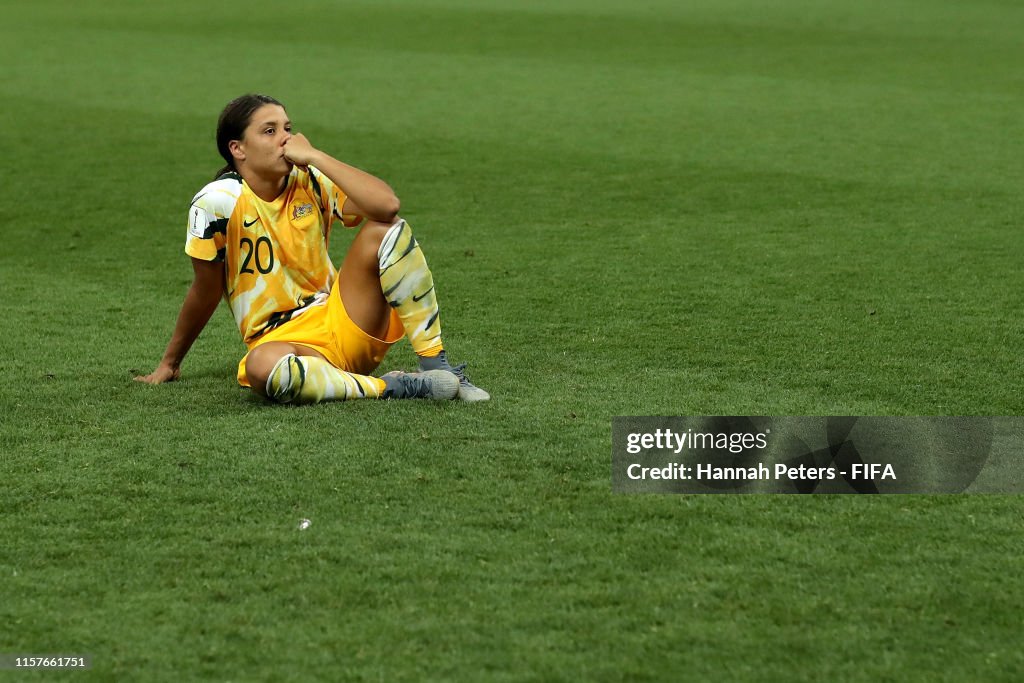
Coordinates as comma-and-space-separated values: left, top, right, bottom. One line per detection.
308, 165, 356, 229
184, 178, 240, 262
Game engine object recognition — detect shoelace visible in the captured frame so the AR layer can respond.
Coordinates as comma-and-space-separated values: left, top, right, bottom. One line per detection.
450, 363, 472, 386
385, 372, 426, 398
416, 378, 433, 396
402, 373, 434, 398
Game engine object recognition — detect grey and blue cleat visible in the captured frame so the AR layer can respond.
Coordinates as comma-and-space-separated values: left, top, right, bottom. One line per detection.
381, 369, 459, 400
418, 351, 490, 402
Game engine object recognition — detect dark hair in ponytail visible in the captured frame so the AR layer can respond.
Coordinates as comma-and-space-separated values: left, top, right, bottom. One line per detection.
214, 94, 285, 180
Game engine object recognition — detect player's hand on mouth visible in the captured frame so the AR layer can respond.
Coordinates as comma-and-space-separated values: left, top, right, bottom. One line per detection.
283, 133, 319, 168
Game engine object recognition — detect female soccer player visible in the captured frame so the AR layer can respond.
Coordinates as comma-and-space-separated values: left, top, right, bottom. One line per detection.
135, 94, 489, 404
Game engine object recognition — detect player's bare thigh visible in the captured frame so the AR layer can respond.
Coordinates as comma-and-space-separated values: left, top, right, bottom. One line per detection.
245, 342, 329, 397
336, 219, 394, 341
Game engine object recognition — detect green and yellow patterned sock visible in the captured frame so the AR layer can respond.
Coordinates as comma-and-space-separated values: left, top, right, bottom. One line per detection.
378, 220, 444, 357
265, 354, 384, 404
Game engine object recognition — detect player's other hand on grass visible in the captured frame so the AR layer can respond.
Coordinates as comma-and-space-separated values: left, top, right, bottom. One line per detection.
134, 364, 180, 384
282, 133, 320, 168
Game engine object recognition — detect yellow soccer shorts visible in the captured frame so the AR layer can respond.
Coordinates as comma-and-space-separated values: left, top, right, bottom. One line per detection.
237, 278, 405, 387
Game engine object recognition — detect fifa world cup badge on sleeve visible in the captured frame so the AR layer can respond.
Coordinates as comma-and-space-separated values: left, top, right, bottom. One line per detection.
189, 206, 209, 238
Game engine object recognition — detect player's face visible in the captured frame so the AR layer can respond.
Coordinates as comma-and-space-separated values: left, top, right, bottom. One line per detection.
237, 104, 293, 177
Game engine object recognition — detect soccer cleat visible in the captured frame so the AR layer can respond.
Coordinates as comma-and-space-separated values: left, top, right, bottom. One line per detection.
418, 351, 490, 402
381, 369, 459, 400
448, 362, 491, 402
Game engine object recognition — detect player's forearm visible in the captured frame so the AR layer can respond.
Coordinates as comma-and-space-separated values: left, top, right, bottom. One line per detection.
309, 150, 400, 223
158, 285, 221, 368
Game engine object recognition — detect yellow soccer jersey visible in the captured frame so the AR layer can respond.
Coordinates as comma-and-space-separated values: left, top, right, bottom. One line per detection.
185, 166, 350, 345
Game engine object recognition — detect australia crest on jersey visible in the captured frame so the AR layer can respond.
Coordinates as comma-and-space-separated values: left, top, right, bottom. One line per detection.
291, 202, 315, 220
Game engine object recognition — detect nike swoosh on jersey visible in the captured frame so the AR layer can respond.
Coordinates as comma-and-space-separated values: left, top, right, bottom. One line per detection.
244, 217, 259, 227
412, 286, 435, 302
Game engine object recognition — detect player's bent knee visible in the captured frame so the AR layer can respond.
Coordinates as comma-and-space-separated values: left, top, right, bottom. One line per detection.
245, 343, 294, 398
357, 219, 400, 251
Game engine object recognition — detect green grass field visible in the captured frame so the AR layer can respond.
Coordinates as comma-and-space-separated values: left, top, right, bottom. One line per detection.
2, 0, 1023, 680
